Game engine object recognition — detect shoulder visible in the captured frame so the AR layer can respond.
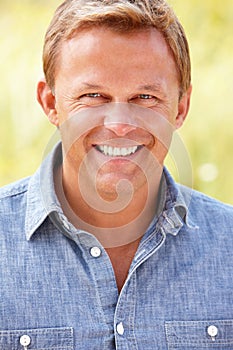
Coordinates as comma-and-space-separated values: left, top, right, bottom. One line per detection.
183, 184, 232, 211
0, 177, 32, 236
0, 177, 30, 200
0, 177, 31, 218
178, 183, 233, 225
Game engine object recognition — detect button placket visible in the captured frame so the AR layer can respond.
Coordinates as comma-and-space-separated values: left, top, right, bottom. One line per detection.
114, 271, 137, 348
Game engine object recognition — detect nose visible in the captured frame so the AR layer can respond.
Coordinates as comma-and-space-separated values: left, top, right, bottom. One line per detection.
103, 103, 137, 136
104, 123, 136, 136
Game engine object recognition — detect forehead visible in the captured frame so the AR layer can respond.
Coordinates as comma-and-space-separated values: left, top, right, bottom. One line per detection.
63, 26, 172, 59
55, 27, 179, 90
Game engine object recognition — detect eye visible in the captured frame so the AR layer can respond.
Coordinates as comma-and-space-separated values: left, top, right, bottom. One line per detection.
130, 94, 159, 106
78, 93, 108, 105
85, 93, 102, 98
139, 94, 153, 99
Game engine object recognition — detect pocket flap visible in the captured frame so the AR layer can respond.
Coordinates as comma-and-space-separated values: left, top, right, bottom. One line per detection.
165, 319, 233, 347
0, 327, 73, 350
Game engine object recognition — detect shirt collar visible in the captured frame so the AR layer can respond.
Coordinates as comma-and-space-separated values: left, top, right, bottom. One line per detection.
25, 143, 63, 240
142, 168, 190, 240
25, 142, 191, 240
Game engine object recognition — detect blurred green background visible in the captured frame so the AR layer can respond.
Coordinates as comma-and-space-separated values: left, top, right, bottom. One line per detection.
0, 0, 233, 204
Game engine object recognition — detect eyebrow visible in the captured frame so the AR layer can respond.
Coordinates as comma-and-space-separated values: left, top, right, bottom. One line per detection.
78, 82, 105, 92
78, 81, 166, 96
137, 83, 166, 94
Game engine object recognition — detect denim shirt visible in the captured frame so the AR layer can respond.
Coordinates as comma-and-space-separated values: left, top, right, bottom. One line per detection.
0, 143, 233, 350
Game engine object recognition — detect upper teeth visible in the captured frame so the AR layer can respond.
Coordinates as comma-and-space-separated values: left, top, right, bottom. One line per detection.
97, 145, 139, 157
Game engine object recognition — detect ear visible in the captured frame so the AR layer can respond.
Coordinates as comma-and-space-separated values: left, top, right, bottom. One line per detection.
175, 85, 192, 129
37, 78, 59, 127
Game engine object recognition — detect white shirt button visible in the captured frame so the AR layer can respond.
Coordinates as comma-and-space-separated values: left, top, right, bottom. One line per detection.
90, 247, 101, 258
20, 334, 31, 347
116, 322, 125, 336
207, 325, 218, 340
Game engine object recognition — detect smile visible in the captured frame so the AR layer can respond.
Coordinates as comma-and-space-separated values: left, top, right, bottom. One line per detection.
95, 145, 143, 157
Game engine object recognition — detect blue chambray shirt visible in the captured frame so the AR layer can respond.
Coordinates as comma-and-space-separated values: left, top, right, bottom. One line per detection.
0, 143, 233, 350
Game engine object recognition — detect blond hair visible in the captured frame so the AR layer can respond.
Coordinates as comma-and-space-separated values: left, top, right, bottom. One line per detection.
43, 0, 191, 97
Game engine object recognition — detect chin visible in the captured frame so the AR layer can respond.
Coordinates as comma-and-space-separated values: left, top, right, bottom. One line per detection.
96, 172, 147, 201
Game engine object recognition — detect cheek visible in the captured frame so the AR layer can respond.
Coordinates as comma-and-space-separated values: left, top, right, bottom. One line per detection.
54, 95, 77, 126
150, 130, 173, 165
59, 112, 93, 157
61, 131, 88, 167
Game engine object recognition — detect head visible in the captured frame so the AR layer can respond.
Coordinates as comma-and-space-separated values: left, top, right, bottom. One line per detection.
37, 0, 192, 217
43, 0, 191, 98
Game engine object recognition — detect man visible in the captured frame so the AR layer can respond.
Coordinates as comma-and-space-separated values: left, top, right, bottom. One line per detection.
0, 0, 233, 349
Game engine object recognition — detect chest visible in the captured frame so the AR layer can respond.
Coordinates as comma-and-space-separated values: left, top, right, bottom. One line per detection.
1, 228, 233, 349
105, 239, 140, 292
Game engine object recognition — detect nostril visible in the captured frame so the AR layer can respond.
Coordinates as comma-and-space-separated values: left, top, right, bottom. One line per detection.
104, 123, 137, 136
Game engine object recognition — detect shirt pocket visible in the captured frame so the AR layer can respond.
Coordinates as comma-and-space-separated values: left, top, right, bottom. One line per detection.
165, 319, 233, 350
0, 327, 73, 350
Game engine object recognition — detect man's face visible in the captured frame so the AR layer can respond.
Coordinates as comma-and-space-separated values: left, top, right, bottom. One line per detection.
46, 27, 190, 200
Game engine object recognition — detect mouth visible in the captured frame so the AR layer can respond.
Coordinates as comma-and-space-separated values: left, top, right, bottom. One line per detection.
95, 144, 143, 157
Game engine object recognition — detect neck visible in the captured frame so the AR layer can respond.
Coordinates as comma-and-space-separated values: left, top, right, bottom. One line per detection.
55, 164, 163, 248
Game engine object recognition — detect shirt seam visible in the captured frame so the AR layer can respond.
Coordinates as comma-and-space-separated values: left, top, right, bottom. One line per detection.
0, 187, 28, 199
